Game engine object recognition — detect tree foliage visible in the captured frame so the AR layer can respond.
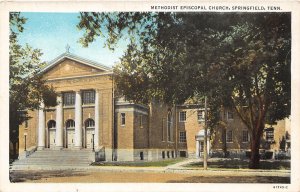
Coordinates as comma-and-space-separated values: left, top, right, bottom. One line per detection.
9, 13, 57, 157
78, 12, 290, 168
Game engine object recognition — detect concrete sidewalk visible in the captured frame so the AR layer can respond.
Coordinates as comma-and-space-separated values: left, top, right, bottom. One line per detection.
165, 158, 290, 177
166, 158, 198, 169
166, 158, 290, 172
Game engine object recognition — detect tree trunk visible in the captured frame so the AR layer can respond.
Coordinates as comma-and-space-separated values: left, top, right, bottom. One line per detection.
249, 133, 261, 169
203, 96, 208, 170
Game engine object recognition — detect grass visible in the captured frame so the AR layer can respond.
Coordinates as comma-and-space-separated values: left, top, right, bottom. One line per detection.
185, 159, 290, 170
91, 158, 185, 167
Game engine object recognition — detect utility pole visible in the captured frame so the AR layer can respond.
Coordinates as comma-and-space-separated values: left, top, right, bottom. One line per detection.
203, 96, 208, 170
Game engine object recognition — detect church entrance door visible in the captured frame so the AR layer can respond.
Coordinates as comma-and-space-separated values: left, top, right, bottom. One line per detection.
49, 129, 56, 149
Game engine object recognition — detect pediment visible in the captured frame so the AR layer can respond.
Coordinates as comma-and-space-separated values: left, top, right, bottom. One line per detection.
41, 53, 112, 80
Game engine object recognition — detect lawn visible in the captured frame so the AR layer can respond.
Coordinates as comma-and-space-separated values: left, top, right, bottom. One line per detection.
185, 159, 290, 170
91, 158, 185, 167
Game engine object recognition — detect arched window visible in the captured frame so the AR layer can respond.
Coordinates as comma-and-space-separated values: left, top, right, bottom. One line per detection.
47, 120, 56, 129
85, 119, 95, 128
66, 119, 75, 128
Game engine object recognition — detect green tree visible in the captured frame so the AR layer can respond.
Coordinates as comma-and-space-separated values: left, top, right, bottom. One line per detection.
9, 13, 57, 159
78, 12, 290, 169
217, 14, 290, 168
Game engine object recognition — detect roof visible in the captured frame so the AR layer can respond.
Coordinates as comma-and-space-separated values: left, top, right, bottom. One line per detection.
40, 52, 112, 74
115, 97, 149, 110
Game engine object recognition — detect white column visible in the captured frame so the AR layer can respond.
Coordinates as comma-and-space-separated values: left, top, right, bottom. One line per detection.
196, 140, 200, 158
94, 89, 99, 150
38, 102, 45, 150
207, 139, 210, 158
55, 94, 63, 149
75, 90, 82, 149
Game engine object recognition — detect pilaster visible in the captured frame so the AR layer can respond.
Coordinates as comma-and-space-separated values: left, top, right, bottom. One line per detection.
94, 89, 100, 149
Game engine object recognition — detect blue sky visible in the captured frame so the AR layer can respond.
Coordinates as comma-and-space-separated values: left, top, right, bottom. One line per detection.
18, 12, 128, 67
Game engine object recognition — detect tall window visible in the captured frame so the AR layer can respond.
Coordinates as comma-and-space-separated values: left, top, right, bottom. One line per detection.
162, 118, 165, 141
242, 130, 249, 142
63, 92, 75, 106
179, 131, 187, 143
139, 115, 143, 128
121, 113, 126, 126
266, 129, 274, 142
167, 111, 173, 142
179, 111, 186, 122
197, 110, 205, 121
66, 119, 75, 128
226, 130, 233, 143
82, 90, 95, 104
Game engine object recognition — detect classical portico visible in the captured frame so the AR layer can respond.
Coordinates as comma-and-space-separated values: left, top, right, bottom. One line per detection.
35, 51, 113, 153
37, 89, 102, 150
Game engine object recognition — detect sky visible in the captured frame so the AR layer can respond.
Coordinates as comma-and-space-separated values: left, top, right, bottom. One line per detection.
18, 12, 129, 67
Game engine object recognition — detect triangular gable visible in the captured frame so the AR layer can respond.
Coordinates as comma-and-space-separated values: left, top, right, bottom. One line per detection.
40, 53, 112, 79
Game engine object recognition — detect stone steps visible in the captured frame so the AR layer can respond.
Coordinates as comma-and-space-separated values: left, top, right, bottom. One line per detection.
11, 150, 95, 170
23, 157, 91, 160
29, 154, 91, 157
13, 160, 91, 163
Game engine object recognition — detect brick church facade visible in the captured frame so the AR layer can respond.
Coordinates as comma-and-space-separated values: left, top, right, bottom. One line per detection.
16, 52, 291, 162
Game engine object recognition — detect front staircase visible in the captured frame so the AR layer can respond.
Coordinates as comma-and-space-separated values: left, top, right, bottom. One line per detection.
11, 149, 95, 170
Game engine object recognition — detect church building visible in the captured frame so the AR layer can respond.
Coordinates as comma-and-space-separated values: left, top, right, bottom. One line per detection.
16, 51, 291, 162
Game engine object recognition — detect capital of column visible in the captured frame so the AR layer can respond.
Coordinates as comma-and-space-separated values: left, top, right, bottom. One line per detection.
73, 89, 82, 93
39, 100, 45, 109
56, 93, 62, 103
